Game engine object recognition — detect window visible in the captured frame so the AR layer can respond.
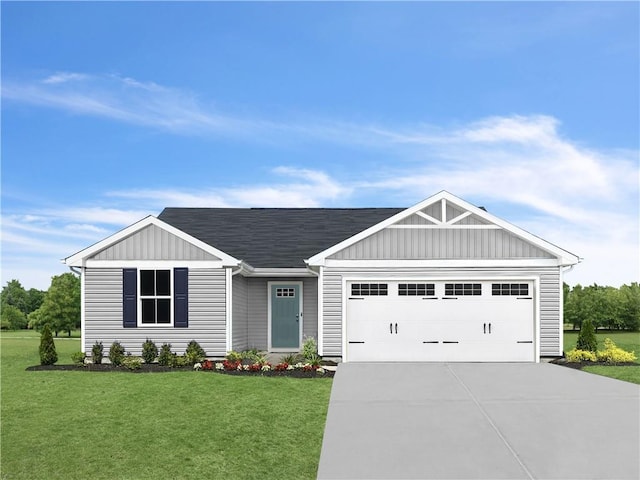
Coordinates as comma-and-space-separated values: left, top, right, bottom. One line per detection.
398, 283, 435, 296
492, 283, 529, 296
351, 283, 388, 296
444, 283, 482, 296
276, 287, 296, 297
140, 270, 172, 324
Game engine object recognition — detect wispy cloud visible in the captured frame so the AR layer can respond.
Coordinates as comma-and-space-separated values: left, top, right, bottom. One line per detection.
108, 166, 351, 208
2, 72, 638, 287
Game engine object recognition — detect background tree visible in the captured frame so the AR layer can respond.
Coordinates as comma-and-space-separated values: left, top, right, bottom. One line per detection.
25, 288, 46, 315
29, 273, 80, 336
618, 283, 640, 331
1, 304, 27, 330
1, 280, 46, 329
1, 280, 28, 313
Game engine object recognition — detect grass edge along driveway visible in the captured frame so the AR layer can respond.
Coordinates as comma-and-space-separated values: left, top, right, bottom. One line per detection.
1, 331, 332, 480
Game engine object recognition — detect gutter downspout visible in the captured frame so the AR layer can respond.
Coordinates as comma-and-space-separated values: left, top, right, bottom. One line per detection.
65, 263, 85, 353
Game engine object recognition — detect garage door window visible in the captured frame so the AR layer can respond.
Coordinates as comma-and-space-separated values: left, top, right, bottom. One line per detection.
398, 283, 435, 296
445, 283, 482, 296
492, 283, 529, 296
351, 283, 388, 296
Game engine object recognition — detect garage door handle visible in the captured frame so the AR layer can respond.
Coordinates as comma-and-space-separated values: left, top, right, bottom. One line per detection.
483, 323, 486, 334
488, 323, 491, 334
390, 323, 393, 334
395, 323, 398, 334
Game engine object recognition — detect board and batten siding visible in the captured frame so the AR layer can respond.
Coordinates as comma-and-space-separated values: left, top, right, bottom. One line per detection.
321, 266, 562, 358
91, 224, 220, 261
232, 275, 249, 351
328, 228, 554, 261
245, 277, 318, 350
84, 267, 227, 356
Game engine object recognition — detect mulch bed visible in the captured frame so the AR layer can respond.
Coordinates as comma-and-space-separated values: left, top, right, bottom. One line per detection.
26, 363, 335, 378
550, 358, 637, 370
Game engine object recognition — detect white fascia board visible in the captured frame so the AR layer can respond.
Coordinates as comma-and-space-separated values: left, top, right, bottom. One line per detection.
324, 258, 562, 268
63, 216, 241, 267
83, 260, 230, 269
306, 190, 580, 266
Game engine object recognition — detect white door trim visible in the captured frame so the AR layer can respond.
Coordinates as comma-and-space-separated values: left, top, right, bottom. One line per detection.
268, 280, 303, 352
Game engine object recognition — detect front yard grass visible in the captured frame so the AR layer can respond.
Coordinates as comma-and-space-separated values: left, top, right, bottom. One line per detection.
563, 330, 640, 384
1, 330, 332, 480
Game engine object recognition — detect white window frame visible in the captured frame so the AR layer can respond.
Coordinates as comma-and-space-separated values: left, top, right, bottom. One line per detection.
138, 268, 173, 327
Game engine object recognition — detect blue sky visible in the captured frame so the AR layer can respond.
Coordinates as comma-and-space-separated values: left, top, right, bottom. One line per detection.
2, 1, 638, 290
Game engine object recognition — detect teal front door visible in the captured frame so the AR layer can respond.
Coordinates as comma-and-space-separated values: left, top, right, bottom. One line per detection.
271, 284, 301, 349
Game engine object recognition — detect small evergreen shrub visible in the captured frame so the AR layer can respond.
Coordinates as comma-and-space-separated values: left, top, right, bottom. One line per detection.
565, 348, 597, 363
158, 343, 174, 366
108, 341, 126, 366
141, 338, 158, 364
576, 319, 597, 353
171, 354, 187, 367
39, 324, 58, 365
122, 355, 143, 370
91, 341, 103, 364
596, 338, 637, 364
71, 351, 85, 365
302, 336, 317, 361
184, 340, 206, 365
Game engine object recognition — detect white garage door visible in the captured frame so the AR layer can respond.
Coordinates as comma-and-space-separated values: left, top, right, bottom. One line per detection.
346, 280, 535, 362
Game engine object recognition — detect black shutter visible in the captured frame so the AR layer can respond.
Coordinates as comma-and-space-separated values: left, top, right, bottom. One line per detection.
123, 268, 137, 328
174, 268, 188, 328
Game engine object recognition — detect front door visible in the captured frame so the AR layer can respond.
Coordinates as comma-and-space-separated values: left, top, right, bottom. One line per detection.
270, 283, 301, 350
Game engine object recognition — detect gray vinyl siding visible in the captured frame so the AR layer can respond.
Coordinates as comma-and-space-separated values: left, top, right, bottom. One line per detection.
245, 277, 318, 351
321, 266, 562, 358
91, 224, 220, 261
84, 267, 227, 356
232, 275, 249, 351
329, 228, 554, 260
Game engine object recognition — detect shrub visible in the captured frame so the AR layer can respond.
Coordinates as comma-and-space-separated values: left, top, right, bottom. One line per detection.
91, 341, 103, 364
39, 324, 58, 365
184, 340, 206, 365
122, 355, 143, 370
576, 319, 597, 353
71, 351, 85, 365
225, 350, 242, 362
596, 338, 637, 364
158, 343, 174, 366
172, 355, 188, 367
108, 341, 126, 366
280, 352, 301, 364
565, 348, 597, 363
302, 336, 317, 361
141, 339, 158, 364
274, 362, 289, 371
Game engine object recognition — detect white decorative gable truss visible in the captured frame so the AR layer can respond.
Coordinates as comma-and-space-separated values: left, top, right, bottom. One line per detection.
306, 191, 580, 268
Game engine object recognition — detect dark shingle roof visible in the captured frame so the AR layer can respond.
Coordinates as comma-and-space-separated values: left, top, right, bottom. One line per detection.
158, 208, 403, 268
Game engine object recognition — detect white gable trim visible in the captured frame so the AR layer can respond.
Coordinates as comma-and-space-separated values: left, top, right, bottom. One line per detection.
305, 191, 580, 267
63, 216, 241, 267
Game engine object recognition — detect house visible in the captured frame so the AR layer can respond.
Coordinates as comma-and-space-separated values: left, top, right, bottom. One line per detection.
63, 191, 580, 362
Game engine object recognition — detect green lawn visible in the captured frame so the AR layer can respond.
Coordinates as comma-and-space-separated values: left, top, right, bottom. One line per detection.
563, 330, 640, 384
1, 330, 333, 480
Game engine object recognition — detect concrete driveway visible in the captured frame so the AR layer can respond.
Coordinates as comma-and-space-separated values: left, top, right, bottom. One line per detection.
317, 363, 639, 480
